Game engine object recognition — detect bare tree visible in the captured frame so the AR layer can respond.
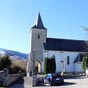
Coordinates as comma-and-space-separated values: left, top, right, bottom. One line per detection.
81, 26, 88, 50
81, 26, 88, 31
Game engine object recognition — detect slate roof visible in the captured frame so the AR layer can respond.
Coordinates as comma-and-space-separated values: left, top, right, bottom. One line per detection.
44, 38, 88, 52
32, 13, 46, 29
74, 53, 88, 63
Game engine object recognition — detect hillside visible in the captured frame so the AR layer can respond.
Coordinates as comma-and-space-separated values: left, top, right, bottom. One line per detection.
0, 48, 28, 60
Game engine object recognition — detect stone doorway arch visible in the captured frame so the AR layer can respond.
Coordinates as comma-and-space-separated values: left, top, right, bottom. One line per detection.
35, 60, 41, 73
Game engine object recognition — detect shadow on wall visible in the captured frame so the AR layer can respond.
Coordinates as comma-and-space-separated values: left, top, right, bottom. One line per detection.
9, 77, 24, 88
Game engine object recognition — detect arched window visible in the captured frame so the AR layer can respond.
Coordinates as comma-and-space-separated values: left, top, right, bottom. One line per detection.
38, 34, 40, 39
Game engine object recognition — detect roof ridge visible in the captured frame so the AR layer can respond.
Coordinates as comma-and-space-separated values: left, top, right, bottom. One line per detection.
47, 37, 87, 42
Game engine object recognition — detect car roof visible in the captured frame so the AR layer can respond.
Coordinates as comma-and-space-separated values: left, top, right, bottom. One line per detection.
47, 73, 60, 75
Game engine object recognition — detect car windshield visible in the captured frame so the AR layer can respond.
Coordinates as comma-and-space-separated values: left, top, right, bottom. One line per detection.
46, 73, 52, 78
52, 73, 61, 78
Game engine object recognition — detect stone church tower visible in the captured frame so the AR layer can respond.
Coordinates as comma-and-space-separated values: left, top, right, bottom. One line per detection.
28, 13, 47, 75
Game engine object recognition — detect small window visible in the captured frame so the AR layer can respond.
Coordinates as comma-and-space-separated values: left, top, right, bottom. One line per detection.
38, 34, 40, 39
67, 56, 70, 65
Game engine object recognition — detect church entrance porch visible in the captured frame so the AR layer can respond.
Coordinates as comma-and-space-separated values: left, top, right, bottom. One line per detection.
35, 60, 41, 73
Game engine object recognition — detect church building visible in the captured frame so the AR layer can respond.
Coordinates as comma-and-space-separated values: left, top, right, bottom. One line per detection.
29, 13, 88, 74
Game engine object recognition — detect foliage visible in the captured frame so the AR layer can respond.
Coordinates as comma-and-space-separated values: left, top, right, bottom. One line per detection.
51, 55, 56, 72
9, 65, 23, 74
0, 55, 11, 70
0, 55, 27, 74
10, 59, 27, 74
44, 57, 48, 74
44, 55, 56, 74
82, 56, 88, 70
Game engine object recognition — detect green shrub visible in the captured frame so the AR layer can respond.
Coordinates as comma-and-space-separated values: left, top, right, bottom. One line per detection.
82, 56, 88, 70
0, 55, 26, 74
44, 56, 56, 74
44, 57, 48, 74
0, 55, 11, 70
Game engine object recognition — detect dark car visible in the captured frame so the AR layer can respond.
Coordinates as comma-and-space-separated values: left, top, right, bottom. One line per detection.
44, 73, 64, 86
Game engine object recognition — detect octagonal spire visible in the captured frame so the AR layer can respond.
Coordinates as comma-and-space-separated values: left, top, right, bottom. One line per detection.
32, 13, 46, 29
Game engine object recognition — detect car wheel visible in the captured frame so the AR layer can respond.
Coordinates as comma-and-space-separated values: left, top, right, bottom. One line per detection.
49, 82, 53, 86
61, 81, 64, 85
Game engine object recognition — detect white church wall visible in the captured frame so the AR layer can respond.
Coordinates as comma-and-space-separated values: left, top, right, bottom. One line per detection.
64, 52, 79, 72
74, 62, 84, 72
42, 51, 63, 72
42, 50, 79, 73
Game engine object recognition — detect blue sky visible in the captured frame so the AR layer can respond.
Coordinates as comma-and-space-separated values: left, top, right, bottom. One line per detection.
0, 0, 88, 53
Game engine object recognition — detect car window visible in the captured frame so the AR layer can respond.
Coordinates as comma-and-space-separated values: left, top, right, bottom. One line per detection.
47, 74, 51, 76
52, 74, 61, 78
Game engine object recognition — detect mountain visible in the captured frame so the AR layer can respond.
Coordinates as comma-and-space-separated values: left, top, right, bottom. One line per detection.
0, 48, 28, 60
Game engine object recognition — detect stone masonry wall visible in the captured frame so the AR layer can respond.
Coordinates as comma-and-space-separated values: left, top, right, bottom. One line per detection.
29, 28, 47, 74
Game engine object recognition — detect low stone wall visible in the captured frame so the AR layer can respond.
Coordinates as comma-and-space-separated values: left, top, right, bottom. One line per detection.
0, 68, 21, 86
61, 72, 86, 78
6, 74, 20, 86
0, 71, 4, 85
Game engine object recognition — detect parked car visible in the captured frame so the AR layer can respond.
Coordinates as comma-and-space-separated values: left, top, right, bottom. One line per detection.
44, 73, 64, 86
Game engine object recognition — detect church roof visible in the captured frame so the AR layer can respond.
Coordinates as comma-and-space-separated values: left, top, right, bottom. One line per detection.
44, 38, 88, 52
74, 53, 88, 63
32, 13, 46, 29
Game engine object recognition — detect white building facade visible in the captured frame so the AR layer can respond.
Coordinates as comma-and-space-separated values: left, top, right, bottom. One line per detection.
29, 13, 88, 75
43, 51, 85, 73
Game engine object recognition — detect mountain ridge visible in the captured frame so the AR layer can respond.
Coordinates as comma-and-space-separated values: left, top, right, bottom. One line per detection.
0, 48, 28, 59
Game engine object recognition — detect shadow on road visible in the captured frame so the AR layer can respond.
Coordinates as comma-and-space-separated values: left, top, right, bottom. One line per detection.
9, 77, 24, 88
63, 82, 76, 86
36, 81, 76, 87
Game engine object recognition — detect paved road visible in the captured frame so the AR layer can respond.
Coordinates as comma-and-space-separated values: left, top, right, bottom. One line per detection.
9, 77, 32, 88
36, 76, 88, 88
9, 76, 88, 88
